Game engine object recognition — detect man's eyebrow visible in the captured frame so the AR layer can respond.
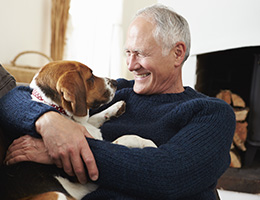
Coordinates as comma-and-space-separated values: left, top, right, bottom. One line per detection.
124, 48, 143, 54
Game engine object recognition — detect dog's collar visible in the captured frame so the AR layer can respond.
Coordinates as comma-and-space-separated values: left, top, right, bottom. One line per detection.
32, 89, 68, 116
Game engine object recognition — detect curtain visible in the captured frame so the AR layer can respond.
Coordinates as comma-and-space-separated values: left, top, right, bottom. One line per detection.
51, 0, 71, 61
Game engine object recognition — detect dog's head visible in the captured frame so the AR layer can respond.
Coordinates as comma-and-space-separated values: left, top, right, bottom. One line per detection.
34, 61, 117, 116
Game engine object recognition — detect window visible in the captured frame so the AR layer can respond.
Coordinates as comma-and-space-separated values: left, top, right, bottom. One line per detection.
65, 0, 123, 78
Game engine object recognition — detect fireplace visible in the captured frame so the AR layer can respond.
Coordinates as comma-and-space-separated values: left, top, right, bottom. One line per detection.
195, 46, 260, 166
195, 46, 260, 193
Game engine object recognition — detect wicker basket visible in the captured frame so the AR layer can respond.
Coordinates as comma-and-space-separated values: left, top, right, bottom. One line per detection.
3, 51, 53, 83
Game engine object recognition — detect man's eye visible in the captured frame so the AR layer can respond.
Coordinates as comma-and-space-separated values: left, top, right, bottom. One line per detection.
125, 50, 131, 56
136, 52, 145, 58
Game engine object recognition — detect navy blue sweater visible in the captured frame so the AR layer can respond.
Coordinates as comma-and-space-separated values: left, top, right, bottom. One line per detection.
0, 79, 236, 200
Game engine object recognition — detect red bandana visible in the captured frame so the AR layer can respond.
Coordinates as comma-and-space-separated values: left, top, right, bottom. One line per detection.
32, 89, 68, 116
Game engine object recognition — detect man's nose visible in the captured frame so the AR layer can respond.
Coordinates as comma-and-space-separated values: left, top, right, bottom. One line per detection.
127, 54, 138, 71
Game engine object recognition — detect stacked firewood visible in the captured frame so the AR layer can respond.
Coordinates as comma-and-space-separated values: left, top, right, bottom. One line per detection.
216, 90, 249, 168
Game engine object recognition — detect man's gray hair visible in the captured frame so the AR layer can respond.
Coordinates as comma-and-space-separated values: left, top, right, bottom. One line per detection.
135, 4, 191, 62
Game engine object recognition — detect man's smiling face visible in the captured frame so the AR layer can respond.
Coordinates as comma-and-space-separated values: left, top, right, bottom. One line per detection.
125, 16, 178, 95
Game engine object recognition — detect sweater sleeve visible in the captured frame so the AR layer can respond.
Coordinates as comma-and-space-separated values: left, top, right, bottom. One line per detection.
116, 78, 134, 90
0, 86, 58, 141
86, 100, 236, 199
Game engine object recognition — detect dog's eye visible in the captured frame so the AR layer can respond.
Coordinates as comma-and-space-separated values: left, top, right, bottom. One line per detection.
87, 75, 95, 88
88, 75, 94, 82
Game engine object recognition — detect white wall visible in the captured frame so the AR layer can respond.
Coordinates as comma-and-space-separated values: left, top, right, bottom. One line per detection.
159, 0, 260, 88
0, 0, 51, 67
159, 0, 260, 55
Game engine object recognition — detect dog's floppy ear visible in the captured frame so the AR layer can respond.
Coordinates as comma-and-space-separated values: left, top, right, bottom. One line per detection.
56, 70, 88, 116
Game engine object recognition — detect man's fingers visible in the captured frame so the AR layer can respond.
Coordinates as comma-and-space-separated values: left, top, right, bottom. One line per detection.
5, 148, 20, 162
53, 158, 64, 169
81, 142, 99, 182
61, 158, 75, 177
70, 152, 87, 184
7, 136, 29, 152
5, 136, 30, 163
5, 148, 25, 164
11, 135, 30, 144
5, 155, 28, 165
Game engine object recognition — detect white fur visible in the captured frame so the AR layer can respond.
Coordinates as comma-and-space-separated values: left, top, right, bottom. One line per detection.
113, 135, 157, 148
87, 100, 126, 128
105, 77, 118, 101
56, 192, 68, 200
55, 176, 98, 200
30, 76, 66, 114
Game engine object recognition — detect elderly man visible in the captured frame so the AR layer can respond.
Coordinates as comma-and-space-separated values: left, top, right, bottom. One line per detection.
0, 4, 235, 200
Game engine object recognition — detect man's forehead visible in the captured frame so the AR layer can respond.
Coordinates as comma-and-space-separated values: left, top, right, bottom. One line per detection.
128, 17, 154, 35
124, 35, 158, 54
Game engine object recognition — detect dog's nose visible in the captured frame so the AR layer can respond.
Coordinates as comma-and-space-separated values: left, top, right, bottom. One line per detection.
110, 79, 117, 88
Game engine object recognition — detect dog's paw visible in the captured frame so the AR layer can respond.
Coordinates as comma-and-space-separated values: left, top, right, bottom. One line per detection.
115, 101, 126, 117
113, 135, 157, 148
105, 100, 126, 119
88, 101, 126, 128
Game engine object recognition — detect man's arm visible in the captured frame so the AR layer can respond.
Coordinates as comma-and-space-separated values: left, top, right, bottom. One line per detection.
0, 64, 16, 98
85, 101, 236, 199
0, 86, 57, 140
0, 86, 98, 183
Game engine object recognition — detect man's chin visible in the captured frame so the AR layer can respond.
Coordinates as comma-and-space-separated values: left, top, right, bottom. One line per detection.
133, 84, 149, 95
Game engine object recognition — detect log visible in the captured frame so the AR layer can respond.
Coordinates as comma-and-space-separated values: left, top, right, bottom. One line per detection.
235, 122, 248, 141
216, 90, 249, 168
216, 90, 232, 104
234, 108, 249, 121
233, 122, 248, 151
216, 90, 246, 108
230, 150, 242, 168
231, 93, 246, 108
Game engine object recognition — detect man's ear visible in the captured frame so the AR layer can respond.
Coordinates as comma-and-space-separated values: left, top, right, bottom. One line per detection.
173, 42, 186, 67
56, 70, 88, 116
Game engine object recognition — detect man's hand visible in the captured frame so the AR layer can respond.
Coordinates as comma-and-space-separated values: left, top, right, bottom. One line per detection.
5, 135, 53, 165
35, 111, 99, 184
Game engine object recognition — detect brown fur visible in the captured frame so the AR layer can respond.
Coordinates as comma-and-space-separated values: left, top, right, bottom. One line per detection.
19, 192, 75, 200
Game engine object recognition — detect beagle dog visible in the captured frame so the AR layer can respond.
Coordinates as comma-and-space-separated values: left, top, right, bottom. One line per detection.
29, 60, 125, 140
0, 61, 156, 200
